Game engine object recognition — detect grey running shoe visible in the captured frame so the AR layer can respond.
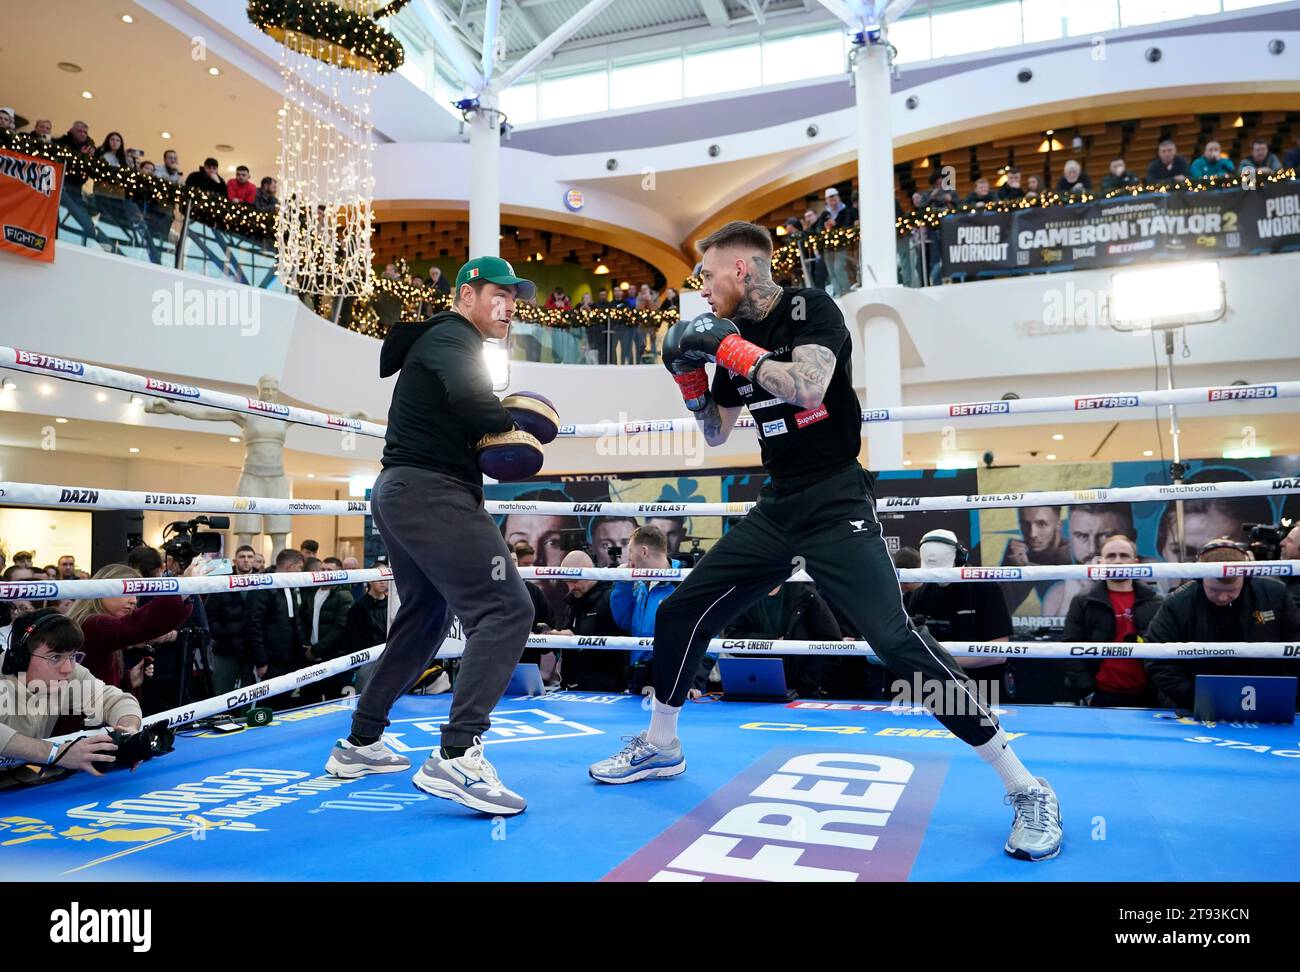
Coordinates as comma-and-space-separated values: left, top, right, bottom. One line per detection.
325, 737, 410, 779
589, 731, 686, 784
412, 738, 526, 816
1004, 777, 1062, 861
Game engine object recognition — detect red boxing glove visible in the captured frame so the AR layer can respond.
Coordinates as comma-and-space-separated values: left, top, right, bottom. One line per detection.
715, 333, 772, 381
672, 369, 711, 412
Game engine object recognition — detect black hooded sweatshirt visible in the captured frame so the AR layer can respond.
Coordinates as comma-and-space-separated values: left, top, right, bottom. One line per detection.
379, 311, 514, 487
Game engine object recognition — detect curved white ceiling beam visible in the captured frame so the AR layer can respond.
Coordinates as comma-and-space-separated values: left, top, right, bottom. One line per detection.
412, 0, 485, 90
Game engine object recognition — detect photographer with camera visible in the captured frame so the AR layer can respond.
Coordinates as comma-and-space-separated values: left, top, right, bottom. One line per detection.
1143, 538, 1300, 712
71, 564, 196, 700
1, 609, 148, 782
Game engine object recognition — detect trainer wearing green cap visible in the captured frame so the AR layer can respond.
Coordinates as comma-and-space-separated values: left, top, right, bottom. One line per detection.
323, 256, 541, 817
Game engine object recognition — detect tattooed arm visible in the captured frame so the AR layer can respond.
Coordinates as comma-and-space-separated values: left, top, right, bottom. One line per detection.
694, 400, 743, 447
754, 345, 837, 410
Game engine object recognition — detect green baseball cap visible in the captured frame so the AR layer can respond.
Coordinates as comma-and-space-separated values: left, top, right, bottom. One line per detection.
454, 256, 536, 301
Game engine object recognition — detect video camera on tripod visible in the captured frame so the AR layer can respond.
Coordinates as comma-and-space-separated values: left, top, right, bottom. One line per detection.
1242, 517, 1296, 561
161, 516, 230, 571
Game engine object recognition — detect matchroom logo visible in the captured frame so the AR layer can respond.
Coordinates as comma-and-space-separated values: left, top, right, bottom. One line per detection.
603, 748, 950, 882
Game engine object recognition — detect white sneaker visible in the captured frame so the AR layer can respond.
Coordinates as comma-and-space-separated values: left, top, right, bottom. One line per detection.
412, 737, 527, 816
324, 737, 410, 779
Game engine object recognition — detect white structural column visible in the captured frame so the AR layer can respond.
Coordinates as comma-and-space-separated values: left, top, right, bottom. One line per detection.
854, 38, 897, 288
854, 34, 904, 470
469, 91, 502, 259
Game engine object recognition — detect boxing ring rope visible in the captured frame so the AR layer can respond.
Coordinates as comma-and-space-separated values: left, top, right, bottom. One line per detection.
10, 632, 1293, 770
4, 346, 1295, 440
2, 474, 1296, 519
4, 560, 1296, 604
0, 346, 386, 439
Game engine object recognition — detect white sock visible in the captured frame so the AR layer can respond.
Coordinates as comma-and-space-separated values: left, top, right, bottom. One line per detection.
647, 697, 681, 748
974, 729, 1039, 795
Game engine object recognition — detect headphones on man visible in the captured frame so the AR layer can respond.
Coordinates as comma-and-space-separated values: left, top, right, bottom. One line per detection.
1, 610, 70, 676
919, 529, 970, 567
1197, 537, 1251, 559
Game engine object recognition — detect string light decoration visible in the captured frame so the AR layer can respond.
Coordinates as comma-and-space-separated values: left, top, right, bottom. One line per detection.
258, 1, 396, 300
248, 0, 406, 74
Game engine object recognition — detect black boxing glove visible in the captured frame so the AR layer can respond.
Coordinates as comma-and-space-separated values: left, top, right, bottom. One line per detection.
661, 317, 712, 412
675, 313, 773, 381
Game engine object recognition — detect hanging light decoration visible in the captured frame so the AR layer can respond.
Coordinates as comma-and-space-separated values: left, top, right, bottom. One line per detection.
249, 0, 406, 299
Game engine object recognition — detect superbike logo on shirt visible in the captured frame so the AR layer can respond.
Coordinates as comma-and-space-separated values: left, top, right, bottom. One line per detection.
795, 405, 829, 428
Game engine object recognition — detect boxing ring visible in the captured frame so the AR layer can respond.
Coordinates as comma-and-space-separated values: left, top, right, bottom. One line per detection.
2, 690, 1297, 881
2, 347, 1298, 882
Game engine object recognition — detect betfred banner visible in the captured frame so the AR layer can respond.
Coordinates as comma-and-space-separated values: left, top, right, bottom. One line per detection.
940, 181, 1300, 278
0, 146, 62, 262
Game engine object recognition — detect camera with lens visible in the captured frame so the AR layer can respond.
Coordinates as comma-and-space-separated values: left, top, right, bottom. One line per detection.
1243, 518, 1294, 561
162, 516, 230, 571
675, 536, 705, 568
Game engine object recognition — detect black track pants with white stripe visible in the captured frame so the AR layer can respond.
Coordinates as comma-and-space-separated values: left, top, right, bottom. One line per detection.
651, 463, 1000, 746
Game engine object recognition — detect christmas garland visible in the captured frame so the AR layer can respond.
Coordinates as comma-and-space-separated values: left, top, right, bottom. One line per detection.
247, 0, 405, 74
5, 132, 275, 239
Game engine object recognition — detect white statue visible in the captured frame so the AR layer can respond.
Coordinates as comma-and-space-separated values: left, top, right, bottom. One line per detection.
147, 375, 293, 553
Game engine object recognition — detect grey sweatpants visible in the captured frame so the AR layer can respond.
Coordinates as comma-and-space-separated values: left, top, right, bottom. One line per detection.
351, 465, 533, 748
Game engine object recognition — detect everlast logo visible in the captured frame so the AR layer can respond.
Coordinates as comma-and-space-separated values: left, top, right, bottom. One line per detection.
573, 503, 603, 513
123, 578, 181, 594
347, 501, 367, 512
881, 497, 921, 508
960, 567, 1023, 580
1070, 646, 1135, 657
145, 493, 197, 506
577, 637, 608, 646
1224, 563, 1292, 576
228, 574, 274, 589
58, 488, 99, 504
949, 402, 1010, 416
1208, 386, 1277, 401
0, 153, 57, 196
1, 582, 57, 599
327, 415, 362, 430
145, 377, 200, 398
967, 493, 1025, 504
312, 570, 349, 583
637, 504, 688, 513
1087, 565, 1153, 579
16, 350, 84, 376
247, 398, 291, 415
1074, 395, 1140, 410
862, 409, 890, 421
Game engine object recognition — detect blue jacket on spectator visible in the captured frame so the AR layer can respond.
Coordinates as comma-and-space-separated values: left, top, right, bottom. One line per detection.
1189, 155, 1235, 181
611, 561, 680, 662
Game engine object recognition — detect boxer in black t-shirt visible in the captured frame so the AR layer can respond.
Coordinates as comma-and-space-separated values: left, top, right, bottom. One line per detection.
588, 221, 1061, 861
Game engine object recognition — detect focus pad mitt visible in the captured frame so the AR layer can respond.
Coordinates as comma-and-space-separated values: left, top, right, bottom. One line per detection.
502, 391, 560, 444
477, 429, 544, 481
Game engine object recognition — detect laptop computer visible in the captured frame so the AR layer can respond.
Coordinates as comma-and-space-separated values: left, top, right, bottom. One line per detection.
506, 663, 545, 697
719, 657, 796, 703
1193, 674, 1296, 724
